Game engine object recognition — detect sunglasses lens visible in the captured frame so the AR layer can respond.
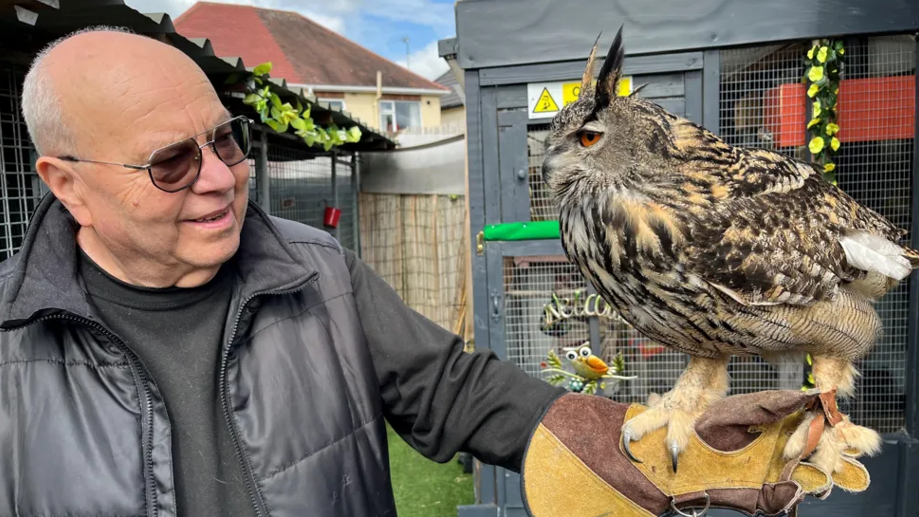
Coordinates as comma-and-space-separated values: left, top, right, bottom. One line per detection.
213, 117, 250, 167
149, 140, 201, 192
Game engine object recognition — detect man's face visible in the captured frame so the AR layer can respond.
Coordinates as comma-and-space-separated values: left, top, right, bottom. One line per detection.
43, 33, 251, 284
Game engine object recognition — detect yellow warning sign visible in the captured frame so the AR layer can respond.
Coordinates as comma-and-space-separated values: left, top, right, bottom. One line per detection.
562, 82, 582, 105
534, 87, 560, 113
616, 76, 633, 97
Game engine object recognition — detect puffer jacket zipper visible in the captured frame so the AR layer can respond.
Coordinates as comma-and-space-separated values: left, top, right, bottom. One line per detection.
1, 312, 159, 517
219, 272, 319, 517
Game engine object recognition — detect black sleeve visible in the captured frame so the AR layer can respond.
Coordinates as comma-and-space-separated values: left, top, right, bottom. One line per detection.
344, 248, 566, 472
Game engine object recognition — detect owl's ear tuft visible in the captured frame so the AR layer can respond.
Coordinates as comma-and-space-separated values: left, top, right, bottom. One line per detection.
594, 24, 625, 112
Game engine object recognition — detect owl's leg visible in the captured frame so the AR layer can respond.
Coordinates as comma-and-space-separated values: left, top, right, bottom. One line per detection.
621, 354, 730, 472
783, 356, 882, 476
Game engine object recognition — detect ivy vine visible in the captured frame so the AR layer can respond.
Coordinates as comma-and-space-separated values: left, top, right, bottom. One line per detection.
801, 39, 846, 391
803, 39, 846, 185
230, 62, 361, 152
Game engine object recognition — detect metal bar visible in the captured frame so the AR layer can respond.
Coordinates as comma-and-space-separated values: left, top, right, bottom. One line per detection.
702, 50, 720, 135
683, 70, 703, 125
497, 239, 566, 257
906, 35, 919, 439
351, 153, 360, 256
467, 71, 492, 355
257, 129, 270, 214
331, 151, 339, 241
498, 110, 530, 222
479, 52, 703, 87
482, 87, 500, 224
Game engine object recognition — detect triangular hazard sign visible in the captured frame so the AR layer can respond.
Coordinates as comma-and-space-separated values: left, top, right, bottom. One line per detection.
534, 87, 560, 113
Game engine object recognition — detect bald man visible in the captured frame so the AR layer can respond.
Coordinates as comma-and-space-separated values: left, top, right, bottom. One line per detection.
0, 25, 566, 517
0, 26, 859, 517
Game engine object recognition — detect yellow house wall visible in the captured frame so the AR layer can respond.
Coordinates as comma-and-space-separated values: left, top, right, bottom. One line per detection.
420, 95, 441, 128
441, 106, 466, 127
326, 93, 443, 131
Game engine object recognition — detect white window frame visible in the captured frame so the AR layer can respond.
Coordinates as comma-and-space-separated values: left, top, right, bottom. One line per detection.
379, 99, 423, 132
319, 98, 346, 111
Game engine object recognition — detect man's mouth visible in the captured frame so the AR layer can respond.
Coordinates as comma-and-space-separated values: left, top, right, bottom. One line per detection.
190, 207, 230, 223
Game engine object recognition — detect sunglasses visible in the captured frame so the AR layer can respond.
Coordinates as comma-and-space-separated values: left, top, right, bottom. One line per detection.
59, 116, 252, 193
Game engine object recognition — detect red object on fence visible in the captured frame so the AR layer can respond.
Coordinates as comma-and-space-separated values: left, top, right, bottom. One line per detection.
323, 206, 341, 228
762, 75, 916, 148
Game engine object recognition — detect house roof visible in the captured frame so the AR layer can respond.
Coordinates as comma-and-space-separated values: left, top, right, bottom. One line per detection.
434, 69, 464, 110
175, 2, 450, 93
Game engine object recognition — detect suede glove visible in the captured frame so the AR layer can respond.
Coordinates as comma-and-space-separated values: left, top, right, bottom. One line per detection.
521, 390, 870, 517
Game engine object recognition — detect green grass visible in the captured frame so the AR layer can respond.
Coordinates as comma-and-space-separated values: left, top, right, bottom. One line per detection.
387, 423, 475, 517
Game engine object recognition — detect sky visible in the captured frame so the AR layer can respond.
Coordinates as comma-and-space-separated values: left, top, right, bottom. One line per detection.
123, 0, 455, 80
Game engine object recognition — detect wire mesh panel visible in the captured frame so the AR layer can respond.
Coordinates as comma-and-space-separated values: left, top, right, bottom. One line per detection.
831, 35, 914, 432
719, 42, 811, 158
718, 36, 915, 432
502, 255, 686, 403
0, 61, 41, 262
267, 143, 333, 230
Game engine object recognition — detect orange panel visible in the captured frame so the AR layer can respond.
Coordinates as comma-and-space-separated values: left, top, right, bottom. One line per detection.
759, 76, 916, 147
763, 83, 807, 148
837, 76, 915, 143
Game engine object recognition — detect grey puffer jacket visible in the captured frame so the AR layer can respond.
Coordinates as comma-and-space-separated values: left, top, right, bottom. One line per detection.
0, 195, 564, 517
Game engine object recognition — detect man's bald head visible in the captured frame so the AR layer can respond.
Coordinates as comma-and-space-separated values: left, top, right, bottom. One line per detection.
21, 26, 214, 158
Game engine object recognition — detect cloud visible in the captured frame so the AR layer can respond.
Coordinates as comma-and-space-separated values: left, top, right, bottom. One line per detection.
396, 40, 449, 80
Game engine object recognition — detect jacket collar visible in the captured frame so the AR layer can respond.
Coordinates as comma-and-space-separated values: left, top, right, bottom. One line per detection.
0, 193, 318, 330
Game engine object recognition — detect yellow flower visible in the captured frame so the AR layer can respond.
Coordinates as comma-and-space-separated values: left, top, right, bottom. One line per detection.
834, 87, 839, 95
808, 66, 825, 82
824, 162, 836, 172
838, 48, 845, 55
808, 84, 820, 98
813, 100, 822, 118
817, 46, 829, 63
831, 137, 841, 151
808, 118, 821, 129
810, 137, 825, 154
826, 123, 840, 135
807, 47, 815, 59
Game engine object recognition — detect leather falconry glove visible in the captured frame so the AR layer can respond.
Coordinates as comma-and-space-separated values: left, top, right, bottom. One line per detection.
521, 390, 870, 517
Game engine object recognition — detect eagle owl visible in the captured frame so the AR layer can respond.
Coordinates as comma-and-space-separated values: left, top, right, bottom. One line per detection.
543, 26, 919, 475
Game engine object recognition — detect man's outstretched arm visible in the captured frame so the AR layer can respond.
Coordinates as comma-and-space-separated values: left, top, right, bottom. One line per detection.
344, 248, 566, 472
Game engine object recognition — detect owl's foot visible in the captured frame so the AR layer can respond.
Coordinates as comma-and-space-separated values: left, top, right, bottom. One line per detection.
783, 402, 882, 476
621, 356, 730, 472
783, 356, 882, 476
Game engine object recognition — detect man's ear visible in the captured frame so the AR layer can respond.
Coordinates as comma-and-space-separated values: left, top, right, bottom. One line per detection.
35, 156, 92, 226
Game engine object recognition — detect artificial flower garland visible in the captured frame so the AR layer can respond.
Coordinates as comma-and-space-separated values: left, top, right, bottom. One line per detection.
803, 39, 846, 185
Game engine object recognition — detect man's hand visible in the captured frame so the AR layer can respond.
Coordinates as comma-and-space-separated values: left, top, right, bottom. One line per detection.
521, 390, 871, 516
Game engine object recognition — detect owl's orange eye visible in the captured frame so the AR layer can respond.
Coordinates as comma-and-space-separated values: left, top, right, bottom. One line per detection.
579, 131, 602, 147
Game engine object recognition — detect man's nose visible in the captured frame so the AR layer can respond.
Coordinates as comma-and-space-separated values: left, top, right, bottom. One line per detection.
190, 145, 237, 194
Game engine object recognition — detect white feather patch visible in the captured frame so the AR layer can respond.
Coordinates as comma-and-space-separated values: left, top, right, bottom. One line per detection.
839, 231, 912, 281
708, 282, 781, 306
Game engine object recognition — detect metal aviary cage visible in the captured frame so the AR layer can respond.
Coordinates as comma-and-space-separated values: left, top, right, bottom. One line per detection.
0, 61, 41, 262
447, 2, 919, 515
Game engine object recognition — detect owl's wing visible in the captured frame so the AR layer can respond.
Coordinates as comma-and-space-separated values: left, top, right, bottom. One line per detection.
676, 135, 911, 307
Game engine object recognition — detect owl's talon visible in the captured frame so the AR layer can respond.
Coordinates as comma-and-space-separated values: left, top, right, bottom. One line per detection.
621, 427, 642, 464
671, 444, 679, 473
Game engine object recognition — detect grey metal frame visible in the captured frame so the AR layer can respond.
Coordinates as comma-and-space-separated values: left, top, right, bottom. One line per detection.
451, 0, 919, 70
459, 28, 919, 517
